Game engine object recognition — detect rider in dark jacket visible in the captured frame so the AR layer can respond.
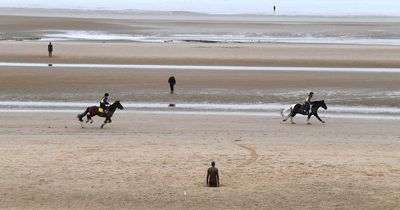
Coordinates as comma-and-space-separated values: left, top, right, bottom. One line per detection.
100, 93, 110, 114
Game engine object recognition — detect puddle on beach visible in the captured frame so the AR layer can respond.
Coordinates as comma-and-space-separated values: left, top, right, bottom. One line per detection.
0, 101, 399, 120
1, 62, 400, 73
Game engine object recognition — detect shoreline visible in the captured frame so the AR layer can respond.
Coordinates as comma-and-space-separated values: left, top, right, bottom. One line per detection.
1, 7, 400, 18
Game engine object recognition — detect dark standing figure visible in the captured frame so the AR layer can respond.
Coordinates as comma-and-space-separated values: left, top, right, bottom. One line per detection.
207, 161, 219, 187
168, 76, 176, 94
100, 93, 110, 115
48, 42, 53, 57
273, 5, 276, 14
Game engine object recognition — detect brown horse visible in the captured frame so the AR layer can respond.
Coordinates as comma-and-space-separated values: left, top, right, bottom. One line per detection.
77, 101, 124, 128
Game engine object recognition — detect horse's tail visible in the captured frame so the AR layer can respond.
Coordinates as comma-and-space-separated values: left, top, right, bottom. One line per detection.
281, 105, 294, 118
77, 107, 89, 121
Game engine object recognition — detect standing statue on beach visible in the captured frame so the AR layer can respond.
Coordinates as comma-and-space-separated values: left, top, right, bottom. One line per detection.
48, 42, 53, 57
281, 92, 328, 124
168, 76, 176, 94
207, 161, 219, 187
77, 94, 124, 128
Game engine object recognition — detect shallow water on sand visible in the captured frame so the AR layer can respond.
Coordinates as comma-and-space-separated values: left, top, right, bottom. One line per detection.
1, 62, 400, 73
41, 31, 400, 46
0, 101, 399, 120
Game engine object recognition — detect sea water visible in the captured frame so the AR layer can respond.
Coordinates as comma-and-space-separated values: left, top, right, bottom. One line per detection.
1, 0, 399, 16
2, 1, 400, 44
41, 31, 400, 46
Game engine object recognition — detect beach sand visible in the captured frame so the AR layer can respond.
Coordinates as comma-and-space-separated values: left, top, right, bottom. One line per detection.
0, 9, 399, 209
0, 113, 399, 209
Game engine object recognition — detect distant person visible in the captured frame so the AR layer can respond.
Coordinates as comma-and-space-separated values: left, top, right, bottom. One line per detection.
303, 91, 314, 114
48, 42, 53, 57
100, 93, 110, 114
168, 76, 176, 94
273, 5, 276, 14
207, 161, 219, 187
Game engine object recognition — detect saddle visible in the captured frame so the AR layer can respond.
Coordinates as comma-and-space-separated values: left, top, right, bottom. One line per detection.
302, 102, 311, 113
98, 107, 110, 117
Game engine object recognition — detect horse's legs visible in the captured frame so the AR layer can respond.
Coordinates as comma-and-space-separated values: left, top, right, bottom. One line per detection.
307, 113, 312, 124
86, 114, 94, 124
314, 113, 325, 123
101, 117, 110, 128
100, 120, 107, 128
290, 113, 296, 124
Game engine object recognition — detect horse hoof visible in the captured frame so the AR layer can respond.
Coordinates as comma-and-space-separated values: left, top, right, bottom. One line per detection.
307, 122, 311, 125
322, 121, 326, 124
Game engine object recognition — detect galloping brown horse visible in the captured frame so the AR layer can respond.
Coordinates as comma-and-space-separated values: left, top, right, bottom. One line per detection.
77, 101, 124, 128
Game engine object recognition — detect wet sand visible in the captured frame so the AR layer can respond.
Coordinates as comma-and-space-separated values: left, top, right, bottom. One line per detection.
1, 41, 400, 68
0, 65, 399, 107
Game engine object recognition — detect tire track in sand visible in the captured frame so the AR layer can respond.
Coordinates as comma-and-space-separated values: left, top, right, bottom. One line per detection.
237, 144, 258, 167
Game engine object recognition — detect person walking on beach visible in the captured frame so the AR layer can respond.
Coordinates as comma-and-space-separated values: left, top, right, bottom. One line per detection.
48, 42, 53, 57
207, 161, 219, 187
168, 76, 176, 94
273, 5, 276, 14
100, 93, 110, 114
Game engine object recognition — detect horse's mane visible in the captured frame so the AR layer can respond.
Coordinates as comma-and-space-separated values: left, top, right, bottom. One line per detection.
311, 100, 324, 105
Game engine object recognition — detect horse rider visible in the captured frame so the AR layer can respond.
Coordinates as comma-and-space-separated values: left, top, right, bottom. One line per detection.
303, 92, 314, 114
100, 93, 110, 114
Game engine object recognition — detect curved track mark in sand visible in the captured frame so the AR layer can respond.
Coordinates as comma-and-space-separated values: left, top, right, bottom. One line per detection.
237, 144, 258, 167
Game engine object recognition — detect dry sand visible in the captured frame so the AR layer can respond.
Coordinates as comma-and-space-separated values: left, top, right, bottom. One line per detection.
0, 112, 399, 209
0, 9, 400, 209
